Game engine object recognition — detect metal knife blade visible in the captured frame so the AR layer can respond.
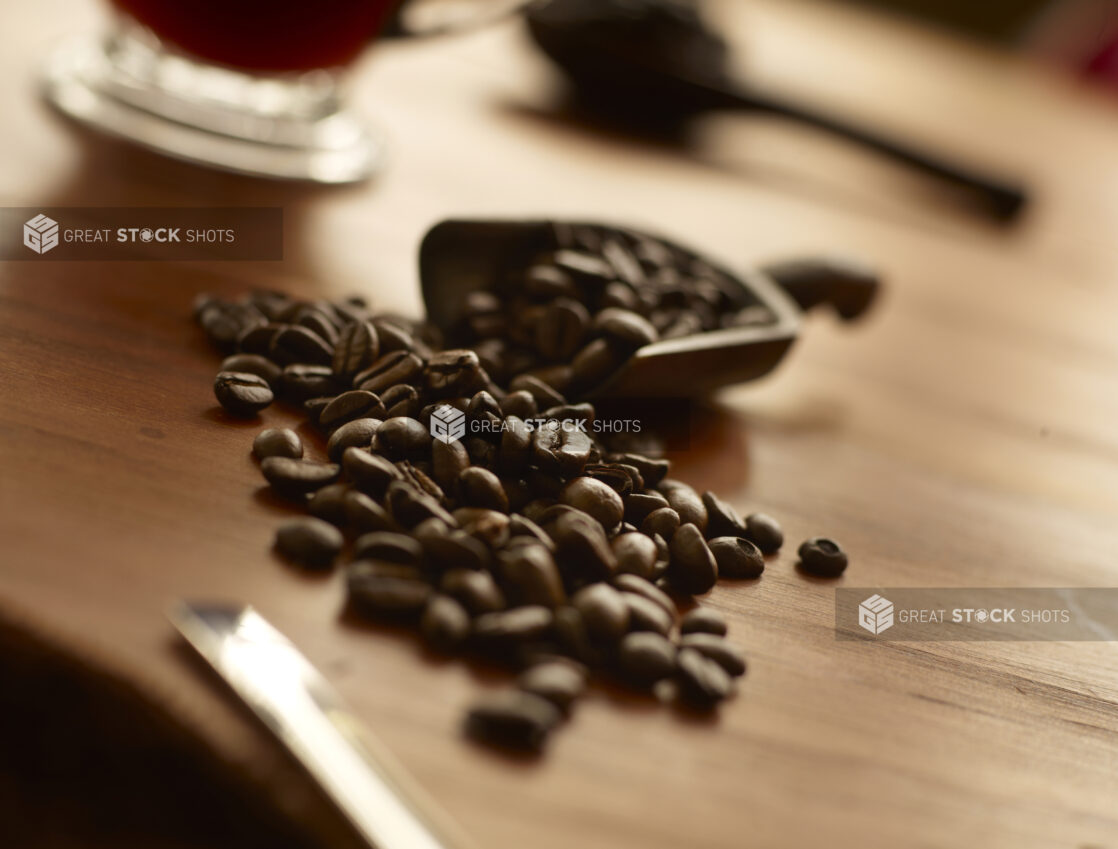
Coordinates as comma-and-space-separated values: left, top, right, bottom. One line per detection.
170, 602, 475, 849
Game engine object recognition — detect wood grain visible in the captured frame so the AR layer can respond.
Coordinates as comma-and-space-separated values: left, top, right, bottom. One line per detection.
3, 1, 1118, 848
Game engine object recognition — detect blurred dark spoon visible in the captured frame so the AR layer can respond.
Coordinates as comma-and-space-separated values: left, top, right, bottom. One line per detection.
525, 0, 1027, 220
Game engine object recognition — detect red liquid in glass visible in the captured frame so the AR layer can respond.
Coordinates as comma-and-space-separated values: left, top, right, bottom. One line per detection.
111, 0, 399, 72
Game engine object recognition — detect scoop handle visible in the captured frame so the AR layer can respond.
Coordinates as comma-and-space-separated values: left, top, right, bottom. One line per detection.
762, 258, 881, 321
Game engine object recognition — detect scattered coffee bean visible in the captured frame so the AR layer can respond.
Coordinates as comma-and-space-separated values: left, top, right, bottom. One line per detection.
214, 371, 273, 417
441, 568, 506, 615
667, 523, 718, 595
707, 536, 765, 579
572, 583, 630, 644
307, 483, 351, 527
610, 532, 658, 580
676, 647, 733, 708
421, 594, 470, 653
347, 560, 432, 619
253, 427, 303, 461
679, 633, 746, 677
560, 476, 624, 529
745, 512, 783, 554
641, 506, 680, 541
680, 607, 727, 636
332, 320, 380, 376
260, 457, 340, 498
221, 353, 282, 389
797, 537, 848, 577
617, 631, 676, 688
320, 390, 385, 430
464, 690, 561, 752
274, 517, 343, 570
517, 661, 586, 714
498, 544, 566, 608
326, 417, 382, 462
353, 531, 423, 565
701, 491, 747, 538
457, 467, 510, 512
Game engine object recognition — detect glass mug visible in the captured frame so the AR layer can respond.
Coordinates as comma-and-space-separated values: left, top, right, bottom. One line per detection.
43, 0, 529, 183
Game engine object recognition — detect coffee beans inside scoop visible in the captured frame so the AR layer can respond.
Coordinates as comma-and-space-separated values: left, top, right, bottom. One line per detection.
195, 230, 850, 752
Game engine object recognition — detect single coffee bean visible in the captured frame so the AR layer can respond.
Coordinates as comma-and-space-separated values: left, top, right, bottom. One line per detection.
612, 573, 676, 620
381, 383, 421, 419
418, 528, 491, 572
466, 390, 503, 430
214, 371, 273, 417
701, 491, 747, 539
386, 480, 455, 529
548, 511, 617, 582
707, 536, 765, 579
623, 491, 670, 526
610, 532, 658, 580
420, 594, 470, 653
667, 523, 718, 595
497, 416, 532, 476
622, 593, 673, 636
457, 467, 510, 512
353, 531, 423, 565
641, 507, 680, 541
319, 390, 385, 430
523, 263, 579, 299
355, 351, 423, 394
454, 508, 510, 549
270, 324, 333, 367
260, 457, 340, 498
507, 514, 555, 550
303, 396, 332, 425
535, 298, 590, 362
371, 318, 416, 354
680, 607, 728, 637
253, 427, 303, 461
572, 583, 630, 644
613, 453, 670, 488
343, 490, 399, 534
659, 480, 708, 533
425, 349, 482, 397
296, 308, 340, 346
281, 364, 337, 403
441, 568, 506, 615
464, 690, 561, 752
221, 354, 282, 389
517, 661, 586, 714
307, 483, 351, 527
508, 374, 566, 408
332, 320, 380, 376
553, 605, 603, 667
745, 512, 784, 554
617, 631, 676, 688
431, 437, 471, 491
676, 647, 733, 708
473, 606, 555, 649
326, 417, 381, 462
500, 390, 538, 420
274, 517, 343, 570
679, 633, 746, 677
237, 322, 286, 357
497, 544, 566, 609
560, 476, 624, 529
377, 416, 432, 458
342, 447, 400, 497
347, 560, 431, 619
593, 307, 658, 348
797, 537, 848, 577
570, 337, 624, 389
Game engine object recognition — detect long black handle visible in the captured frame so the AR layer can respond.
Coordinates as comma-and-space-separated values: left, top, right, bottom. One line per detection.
698, 79, 1027, 220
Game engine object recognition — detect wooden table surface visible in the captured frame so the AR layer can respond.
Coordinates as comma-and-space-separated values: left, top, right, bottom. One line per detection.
4, 1, 1118, 847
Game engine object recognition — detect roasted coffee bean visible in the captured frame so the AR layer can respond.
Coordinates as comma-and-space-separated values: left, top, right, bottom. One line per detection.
270, 324, 333, 367
497, 544, 566, 608
319, 390, 385, 430
377, 416, 431, 458
507, 513, 555, 550
524, 263, 579, 299
381, 383, 421, 419
667, 523, 718, 595
253, 427, 303, 461
213, 371, 273, 417
548, 511, 617, 582
508, 374, 566, 408
701, 491, 747, 538
303, 396, 331, 424
641, 507, 680, 541
570, 338, 624, 389
454, 508, 510, 549
680, 607, 728, 637
371, 318, 416, 354
610, 532, 658, 580
593, 308, 658, 348
353, 531, 423, 565
708, 536, 764, 579
342, 447, 400, 497
297, 309, 339, 346
500, 390, 537, 420
260, 457, 340, 498
497, 416, 531, 476
617, 631, 676, 688
464, 690, 561, 752
457, 467, 510, 512
553, 605, 601, 666
622, 593, 673, 636
536, 426, 592, 479
347, 560, 431, 619
343, 490, 399, 534
420, 594, 470, 653
274, 517, 343, 570
199, 301, 263, 353
419, 528, 491, 572
221, 354, 282, 389
332, 320, 380, 376
612, 573, 675, 620
282, 364, 337, 403
659, 480, 707, 532
535, 298, 590, 362
679, 633, 746, 677
517, 661, 586, 714
355, 351, 423, 394
473, 606, 554, 649
466, 390, 503, 430
425, 349, 482, 397
560, 476, 624, 529
572, 583, 629, 644
432, 437, 471, 491
623, 491, 670, 526
797, 537, 848, 577
307, 483, 351, 527
745, 512, 784, 554
386, 481, 455, 529
613, 453, 670, 488
326, 417, 381, 462
551, 249, 615, 285
676, 647, 733, 708
441, 568, 505, 615
237, 322, 286, 357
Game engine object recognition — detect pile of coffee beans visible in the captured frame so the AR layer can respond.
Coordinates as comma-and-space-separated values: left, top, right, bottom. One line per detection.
193, 226, 848, 752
